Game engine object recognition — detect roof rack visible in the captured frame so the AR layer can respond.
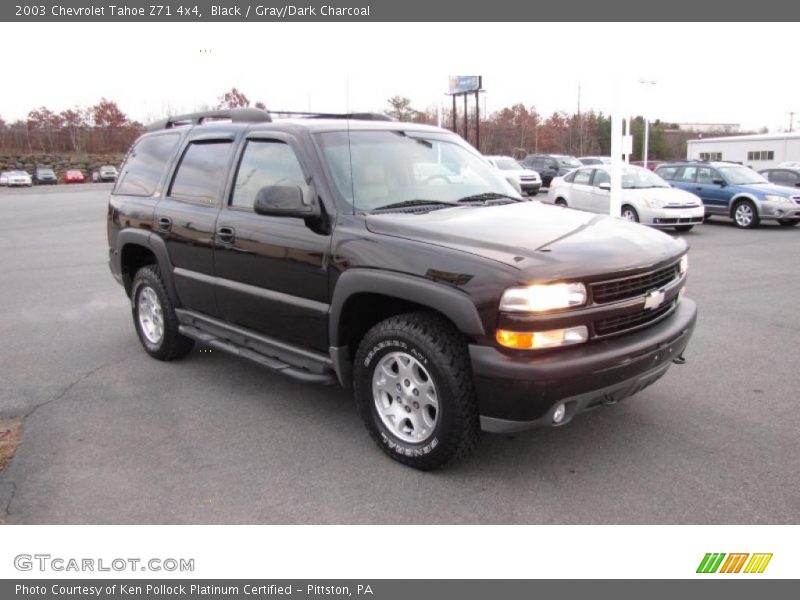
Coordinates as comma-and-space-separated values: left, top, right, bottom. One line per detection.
269, 111, 394, 122
147, 108, 393, 131
147, 108, 272, 131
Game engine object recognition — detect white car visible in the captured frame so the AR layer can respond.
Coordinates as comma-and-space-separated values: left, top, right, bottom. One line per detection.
547, 164, 705, 232
484, 155, 541, 196
778, 161, 800, 169
4, 170, 33, 187
0, 171, 9, 186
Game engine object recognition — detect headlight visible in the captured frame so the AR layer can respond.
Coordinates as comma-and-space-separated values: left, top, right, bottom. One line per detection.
679, 255, 688, 275
764, 194, 789, 203
500, 282, 587, 312
643, 198, 668, 208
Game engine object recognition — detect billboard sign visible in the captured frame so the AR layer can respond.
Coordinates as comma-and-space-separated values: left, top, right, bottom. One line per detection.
448, 76, 482, 95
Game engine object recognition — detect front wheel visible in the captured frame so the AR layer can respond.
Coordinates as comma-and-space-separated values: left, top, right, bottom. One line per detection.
732, 200, 759, 229
621, 205, 639, 222
353, 313, 479, 470
131, 265, 194, 361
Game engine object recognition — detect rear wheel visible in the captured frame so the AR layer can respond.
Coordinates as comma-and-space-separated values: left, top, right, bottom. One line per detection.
732, 200, 759, 229
353, 312, 479, 470
131, 266, 194, 361
778, 219, 799, 227
621, 205, 639, 222
675, 225, 694, 232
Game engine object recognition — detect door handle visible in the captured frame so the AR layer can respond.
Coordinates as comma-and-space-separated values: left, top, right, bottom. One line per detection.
157, 216, 172, 232
217, 226, 235, 244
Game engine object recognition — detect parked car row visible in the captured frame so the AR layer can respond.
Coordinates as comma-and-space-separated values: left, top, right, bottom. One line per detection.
0, 165, 118, 187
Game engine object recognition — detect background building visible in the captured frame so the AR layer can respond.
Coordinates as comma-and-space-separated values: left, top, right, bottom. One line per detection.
686, 132, 800, 168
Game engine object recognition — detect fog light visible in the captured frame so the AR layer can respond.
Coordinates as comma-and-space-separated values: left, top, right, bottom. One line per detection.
552, 403, 566, 424
496, 325, 588, 350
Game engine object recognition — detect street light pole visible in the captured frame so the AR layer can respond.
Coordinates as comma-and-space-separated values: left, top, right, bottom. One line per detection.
638, 79, 657, 169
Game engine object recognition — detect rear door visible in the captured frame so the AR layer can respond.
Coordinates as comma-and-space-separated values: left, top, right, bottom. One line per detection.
567, 168, 596, 210
213, 133, 332, 351
154, 134, 237, 317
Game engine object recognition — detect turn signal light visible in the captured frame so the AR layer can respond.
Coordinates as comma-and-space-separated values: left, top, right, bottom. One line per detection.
496, 326, 589, 350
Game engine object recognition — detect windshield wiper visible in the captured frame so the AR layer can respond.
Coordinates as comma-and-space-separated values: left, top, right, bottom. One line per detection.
371, 199, 457, 211
456, 192, 523, 203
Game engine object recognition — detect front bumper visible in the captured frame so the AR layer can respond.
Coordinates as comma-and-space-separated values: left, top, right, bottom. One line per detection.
759, 199, 800, 220
520, 182, 541, 194
470, 298, 697, 432
645, 205, 705, 227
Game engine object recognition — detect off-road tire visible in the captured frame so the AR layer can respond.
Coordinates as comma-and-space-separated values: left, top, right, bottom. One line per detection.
131, 265, 194, 361
353, 312, 480, 470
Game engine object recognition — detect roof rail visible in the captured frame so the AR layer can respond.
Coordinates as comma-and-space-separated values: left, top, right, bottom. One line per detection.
147, 108, 393, 131
269, 111, 394, 122
147, 108, 272, 131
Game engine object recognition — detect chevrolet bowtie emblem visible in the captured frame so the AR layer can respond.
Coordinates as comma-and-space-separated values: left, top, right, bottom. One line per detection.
643, 289, 665, 310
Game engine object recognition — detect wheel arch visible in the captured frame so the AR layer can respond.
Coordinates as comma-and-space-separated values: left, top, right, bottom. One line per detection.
729, 194, 760, 217
116, 230, 179, 304
328, 270, 486, 388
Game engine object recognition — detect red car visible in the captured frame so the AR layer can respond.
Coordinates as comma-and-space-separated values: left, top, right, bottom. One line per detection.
64, 169, 85, 183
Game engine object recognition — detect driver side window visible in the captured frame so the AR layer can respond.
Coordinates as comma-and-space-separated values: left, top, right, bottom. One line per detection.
593, 169, 610, 187
231, 140, 307, 210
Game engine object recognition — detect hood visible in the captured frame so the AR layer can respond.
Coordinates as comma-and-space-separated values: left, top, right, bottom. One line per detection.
366, 201, 685, 279
624, 186, 700, 206
740, 182, 800, 197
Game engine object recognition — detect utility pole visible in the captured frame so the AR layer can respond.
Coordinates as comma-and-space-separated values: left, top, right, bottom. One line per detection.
789, 111, 795, 133
577, 82, 582, 156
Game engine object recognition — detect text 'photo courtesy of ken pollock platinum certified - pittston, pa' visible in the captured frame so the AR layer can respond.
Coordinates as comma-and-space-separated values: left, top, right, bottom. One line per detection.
46, 4, 373, 17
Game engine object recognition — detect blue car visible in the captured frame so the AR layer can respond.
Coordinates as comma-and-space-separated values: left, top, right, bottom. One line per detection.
655, 161, 800, 228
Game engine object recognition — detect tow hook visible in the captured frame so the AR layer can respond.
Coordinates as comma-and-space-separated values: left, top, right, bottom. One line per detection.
673, 354, 687, 365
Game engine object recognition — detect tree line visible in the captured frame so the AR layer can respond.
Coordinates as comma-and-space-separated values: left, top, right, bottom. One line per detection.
0, 89, 742, 160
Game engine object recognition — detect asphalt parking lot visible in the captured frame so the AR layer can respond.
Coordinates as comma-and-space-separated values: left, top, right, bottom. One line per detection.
0, 184, 798, 524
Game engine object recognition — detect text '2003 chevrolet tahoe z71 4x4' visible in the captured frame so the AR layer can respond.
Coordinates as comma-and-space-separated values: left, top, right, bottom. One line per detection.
108, 108, 697, 470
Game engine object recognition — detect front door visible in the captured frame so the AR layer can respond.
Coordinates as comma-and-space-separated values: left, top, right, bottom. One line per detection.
213, 135, 332, 352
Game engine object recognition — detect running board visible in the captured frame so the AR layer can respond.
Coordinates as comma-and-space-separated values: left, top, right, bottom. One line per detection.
175, 309, 337, 385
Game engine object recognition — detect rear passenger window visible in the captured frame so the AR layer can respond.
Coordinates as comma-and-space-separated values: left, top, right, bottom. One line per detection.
231, 140, 307, 209
114, 133, 180, 197
169, 141, 233, 205
573, 169, 593, 185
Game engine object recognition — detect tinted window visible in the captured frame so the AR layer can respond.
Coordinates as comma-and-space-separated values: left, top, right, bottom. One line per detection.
231, 141, 307, 209
169, 141, 233, 205
768, 170, 797, 184
675, 167, 697, 182
563, 170, 577, 183
573, 169, 593, 185
656, 166, 677, 180
115, 133, 180, 197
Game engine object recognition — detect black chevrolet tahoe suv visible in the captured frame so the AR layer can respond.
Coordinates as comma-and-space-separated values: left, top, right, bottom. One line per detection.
108, 108, 697, 470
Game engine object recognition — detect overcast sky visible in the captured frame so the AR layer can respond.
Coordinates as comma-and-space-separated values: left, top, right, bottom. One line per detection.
2, 22, 797, 132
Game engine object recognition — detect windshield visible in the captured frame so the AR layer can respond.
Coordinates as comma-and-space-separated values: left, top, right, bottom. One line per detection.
718, 166, 768, 185
316, 130, 519, 211
557, 156, 582, 168
621, 166, 670, 189
494, 158, 522, 171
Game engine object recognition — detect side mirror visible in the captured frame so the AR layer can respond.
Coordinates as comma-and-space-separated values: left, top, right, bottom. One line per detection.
254, 185, 319, 219
712, 178, 726, 186
598, 182, 611, 191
